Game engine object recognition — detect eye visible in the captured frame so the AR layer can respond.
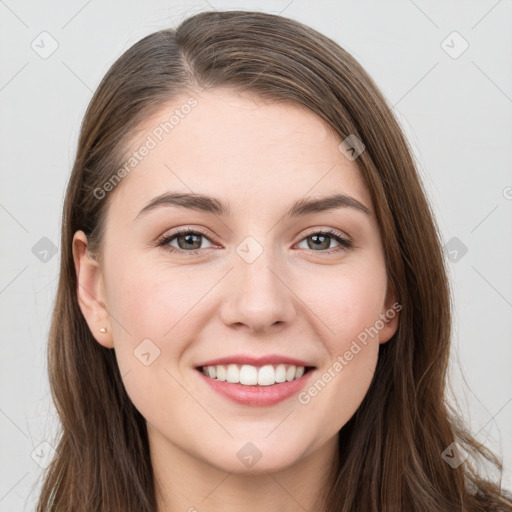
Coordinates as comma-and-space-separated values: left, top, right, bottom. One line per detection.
295, 229, 353, 254
157, 228, 215, 255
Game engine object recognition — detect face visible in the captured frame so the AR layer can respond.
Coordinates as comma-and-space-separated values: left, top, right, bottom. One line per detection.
73, 88, 399, 475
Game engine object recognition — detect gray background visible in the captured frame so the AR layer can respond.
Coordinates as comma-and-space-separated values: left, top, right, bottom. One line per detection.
1, 0, 511, 509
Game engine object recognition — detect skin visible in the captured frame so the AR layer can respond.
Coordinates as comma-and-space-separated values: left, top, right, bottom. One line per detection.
73, 88, 399, 512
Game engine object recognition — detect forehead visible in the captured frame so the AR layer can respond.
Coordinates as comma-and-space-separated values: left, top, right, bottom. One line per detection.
110, 89, 372, 220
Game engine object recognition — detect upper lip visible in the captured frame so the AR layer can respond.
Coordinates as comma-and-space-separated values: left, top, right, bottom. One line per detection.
195, 355, 315, 368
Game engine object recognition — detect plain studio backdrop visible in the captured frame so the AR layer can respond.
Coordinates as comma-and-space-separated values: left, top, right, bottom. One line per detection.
0, 0, 511, 510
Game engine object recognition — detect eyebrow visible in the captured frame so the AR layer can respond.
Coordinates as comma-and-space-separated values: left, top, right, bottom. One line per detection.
134, 191, 372, 221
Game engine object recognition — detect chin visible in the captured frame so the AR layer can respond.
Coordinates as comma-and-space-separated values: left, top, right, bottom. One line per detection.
200, 436, 310, 475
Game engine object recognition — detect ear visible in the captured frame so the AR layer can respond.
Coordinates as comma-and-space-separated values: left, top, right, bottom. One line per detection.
378, 284, 401, 345
72, 230, 113, 348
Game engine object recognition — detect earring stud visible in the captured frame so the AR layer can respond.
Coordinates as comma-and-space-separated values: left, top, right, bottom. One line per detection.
100, 327, 107, 333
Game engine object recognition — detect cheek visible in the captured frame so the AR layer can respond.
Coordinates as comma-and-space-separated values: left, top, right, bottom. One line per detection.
298, 286, 382, 438
105, 258, 196, 428
104, 252, 220, 412
105, 250, 206, 341
293, 265, 384, 426
306, 341, 379, 438
297, 263, 387, 354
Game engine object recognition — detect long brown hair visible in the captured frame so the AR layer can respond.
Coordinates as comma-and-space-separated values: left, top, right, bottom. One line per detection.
36, 10, 512, 511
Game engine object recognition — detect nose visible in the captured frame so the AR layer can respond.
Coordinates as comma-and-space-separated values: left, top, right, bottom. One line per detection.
219, 246, 297, 333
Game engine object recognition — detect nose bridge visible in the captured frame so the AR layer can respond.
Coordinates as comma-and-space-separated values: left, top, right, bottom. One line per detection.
220, 233, 296, 331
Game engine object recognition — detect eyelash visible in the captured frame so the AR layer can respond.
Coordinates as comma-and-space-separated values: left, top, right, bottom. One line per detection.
156, 227, 354, 256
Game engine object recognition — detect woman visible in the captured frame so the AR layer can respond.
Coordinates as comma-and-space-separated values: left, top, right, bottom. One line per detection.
36, 10, 512, 512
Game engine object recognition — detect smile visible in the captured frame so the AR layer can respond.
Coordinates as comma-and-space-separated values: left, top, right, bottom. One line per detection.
195, 359, 316, 407
200, 363, 308, 386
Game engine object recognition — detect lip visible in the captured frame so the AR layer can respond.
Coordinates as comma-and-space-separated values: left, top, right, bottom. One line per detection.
196, 366, 316, 407
195, 354, 314, 368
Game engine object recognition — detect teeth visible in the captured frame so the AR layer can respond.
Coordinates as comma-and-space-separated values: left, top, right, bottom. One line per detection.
226, 364, 239, 383
200, 363, 307, 386
240, 365, 258, 385
257, 365, 275, 386
216, 365, 227, 381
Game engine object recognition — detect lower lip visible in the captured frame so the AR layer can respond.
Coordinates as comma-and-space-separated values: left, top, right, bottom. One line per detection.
196, 368, 315, 407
